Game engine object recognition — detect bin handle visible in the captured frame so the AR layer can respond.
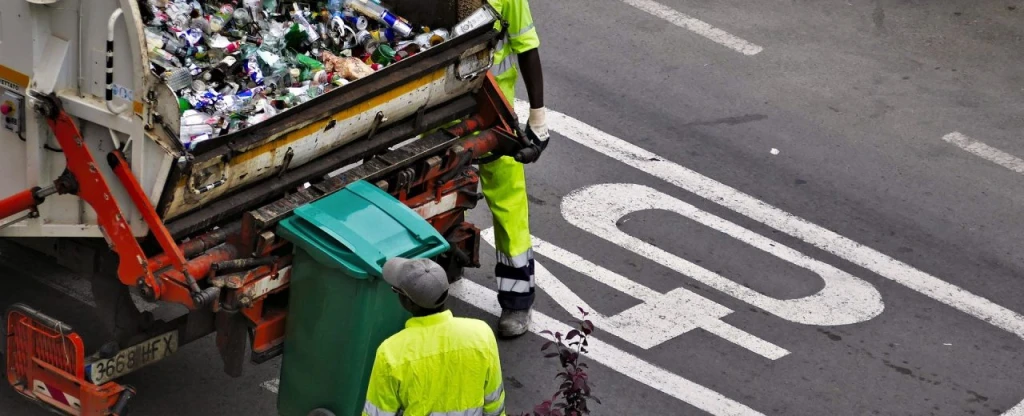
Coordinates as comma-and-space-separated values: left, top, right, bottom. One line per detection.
298, 205, 387, 276
348, 181, 441, 243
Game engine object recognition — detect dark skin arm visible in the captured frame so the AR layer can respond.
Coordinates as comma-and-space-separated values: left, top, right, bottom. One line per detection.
517, 48, 544, 109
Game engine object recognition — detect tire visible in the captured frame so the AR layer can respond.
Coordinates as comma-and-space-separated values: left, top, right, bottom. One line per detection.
308, 409, 336, 416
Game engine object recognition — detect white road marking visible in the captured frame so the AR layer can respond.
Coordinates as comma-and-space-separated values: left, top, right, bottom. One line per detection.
261, 379, 279, 394
562, 183, 884, 326
1003, 402, 1024, 416
515, 99, 1024, 340
513, 100, 1024, 416
451, 278, 765, 416
943, 132, 1024, 174
619, 0, 764, 55
258, 278, 768, 414
482, 228, 789, 359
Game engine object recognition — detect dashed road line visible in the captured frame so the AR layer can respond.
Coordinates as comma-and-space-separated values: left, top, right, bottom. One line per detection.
943, 132, 1024, 175
619, 0, 764, 55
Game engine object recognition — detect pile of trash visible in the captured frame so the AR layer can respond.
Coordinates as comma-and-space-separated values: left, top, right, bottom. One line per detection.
142, 0, 452, 149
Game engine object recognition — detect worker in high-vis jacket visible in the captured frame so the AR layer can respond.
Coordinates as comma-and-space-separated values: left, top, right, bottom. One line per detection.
460, 0, 549, 337
362, 257, 506, 416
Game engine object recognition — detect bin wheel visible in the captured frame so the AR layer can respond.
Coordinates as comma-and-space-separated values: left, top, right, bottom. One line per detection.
446, 263, 465, 284
308, 409, 336, 416
436, 251, 464, 283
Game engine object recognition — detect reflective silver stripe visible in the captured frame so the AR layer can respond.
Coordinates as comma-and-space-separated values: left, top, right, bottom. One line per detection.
497, 277, 531, 293
364, 401, 398, 416
491, 53, 515, 77
496, 249, 533, 268
485, 383, 504, 403
484, 403, 506, 416
510, 23, 535, 38
428, 408, 483, 416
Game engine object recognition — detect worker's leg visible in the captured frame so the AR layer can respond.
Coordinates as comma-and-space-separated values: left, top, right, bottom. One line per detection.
479, 156, 534, 335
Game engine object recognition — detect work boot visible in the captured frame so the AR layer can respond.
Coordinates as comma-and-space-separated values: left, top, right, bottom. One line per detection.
497, 308, 531, 338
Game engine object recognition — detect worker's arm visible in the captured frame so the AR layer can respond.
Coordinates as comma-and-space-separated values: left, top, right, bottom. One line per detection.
507, 0, 549, 160
362, 348, 402, 416
483, 334, 507, 416
518, 49, 544, 110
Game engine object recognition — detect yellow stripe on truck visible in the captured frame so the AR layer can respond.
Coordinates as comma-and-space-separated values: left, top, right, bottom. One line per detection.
231, 68, 445, 165
0, 65, 30, 90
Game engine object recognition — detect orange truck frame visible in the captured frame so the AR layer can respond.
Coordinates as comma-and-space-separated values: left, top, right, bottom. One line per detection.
2, 74, 531, 415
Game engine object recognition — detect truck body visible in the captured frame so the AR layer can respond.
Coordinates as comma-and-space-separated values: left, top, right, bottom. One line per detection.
0, 1, 528, 414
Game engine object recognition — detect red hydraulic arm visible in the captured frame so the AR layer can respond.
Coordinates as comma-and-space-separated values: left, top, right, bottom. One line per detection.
0, 92, 209, 307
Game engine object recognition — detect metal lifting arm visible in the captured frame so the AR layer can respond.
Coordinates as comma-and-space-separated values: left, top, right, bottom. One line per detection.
0, 92, 207, 306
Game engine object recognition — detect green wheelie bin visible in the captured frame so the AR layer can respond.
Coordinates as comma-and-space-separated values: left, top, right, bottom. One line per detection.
275, 180, 451, 416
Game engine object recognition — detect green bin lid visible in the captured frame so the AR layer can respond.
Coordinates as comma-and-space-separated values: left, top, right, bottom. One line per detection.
277, 180, 450, 279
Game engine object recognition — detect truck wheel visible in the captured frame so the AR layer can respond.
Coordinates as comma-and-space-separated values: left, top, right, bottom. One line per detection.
308, 409, 336, 416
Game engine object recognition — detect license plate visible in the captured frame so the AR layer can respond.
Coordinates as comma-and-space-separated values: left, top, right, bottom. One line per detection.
88, 331, 178, 385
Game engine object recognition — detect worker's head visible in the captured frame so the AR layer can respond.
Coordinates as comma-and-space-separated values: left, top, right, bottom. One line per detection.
383, 257, 450, 316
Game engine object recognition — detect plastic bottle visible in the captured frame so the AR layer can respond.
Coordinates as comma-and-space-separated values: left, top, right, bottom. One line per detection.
165, 67, 193, 91
149, 47, 183, 69
291, 11, 320, 43
327, 0, 344, 14
343, 0, 413, 38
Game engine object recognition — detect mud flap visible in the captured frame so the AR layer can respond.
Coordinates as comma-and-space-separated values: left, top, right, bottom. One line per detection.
216, 308, 249, 378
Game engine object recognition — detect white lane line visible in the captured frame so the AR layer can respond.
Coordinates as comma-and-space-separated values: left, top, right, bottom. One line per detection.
943, 132, 1024, 174
482, 228, 790, 359
515, 102, 1024, 415
258, 279, 767, 415
515, 99, 1024, 340
619, 0, 763, 55
1003, 402, 1024, 416
261, 379, 279, 394
451, 278, 765, 416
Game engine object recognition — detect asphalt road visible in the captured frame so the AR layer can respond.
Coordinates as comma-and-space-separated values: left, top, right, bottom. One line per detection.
3, 0, 1024, 415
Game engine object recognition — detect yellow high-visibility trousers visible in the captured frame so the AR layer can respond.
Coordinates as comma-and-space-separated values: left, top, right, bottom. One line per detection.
479, 155, 535, 310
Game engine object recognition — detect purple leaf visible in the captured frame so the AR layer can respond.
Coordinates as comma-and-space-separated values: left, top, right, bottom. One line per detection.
541, 341, 555, 351
566, 330, 581, 340
540, 330, 553, 336
544, 352, 559, 358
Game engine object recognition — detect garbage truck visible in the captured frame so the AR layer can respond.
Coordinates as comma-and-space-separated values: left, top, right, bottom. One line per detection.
0, 0, 535, 414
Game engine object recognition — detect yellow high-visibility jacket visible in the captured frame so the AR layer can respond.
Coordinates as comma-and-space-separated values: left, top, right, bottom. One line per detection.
362, 310, 506, 416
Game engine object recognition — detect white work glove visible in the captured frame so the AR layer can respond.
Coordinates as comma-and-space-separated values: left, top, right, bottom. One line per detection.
524, 107, 549, 160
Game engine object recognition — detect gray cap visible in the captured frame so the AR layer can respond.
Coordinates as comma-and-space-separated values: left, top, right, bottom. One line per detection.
382, 257, 449, 309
